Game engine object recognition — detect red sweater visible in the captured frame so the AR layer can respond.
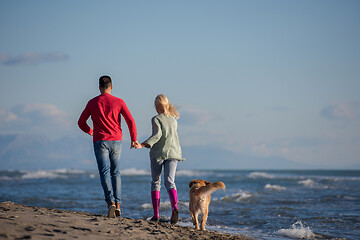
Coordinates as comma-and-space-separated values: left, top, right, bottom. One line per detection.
78, 93, 137, 143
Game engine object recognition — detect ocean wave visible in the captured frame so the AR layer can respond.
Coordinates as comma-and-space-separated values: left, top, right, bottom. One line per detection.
298, 179, 332, 189
21, 170, 64, 179
140, 202, 173, 210
0, 169, 89, 180
297, 174, 360, 183
275, 221, 315, 239
177, 218, 260, 238
298, 179, 316, 187
51, 169, 86, 174
218, 190, 255, 202
120, 168, 150, 176
141, 200, 189, 210
176, 170, 210, 177
340, 195, 357, 201
0, 176, 14, 181
21, 169, 87, 179
264, 184, 287, 191
198, 224, 251, 236
117, 169, 209, 177
0, 168, 210, 180
248, 171, 360, 184
248, 172, 276, 179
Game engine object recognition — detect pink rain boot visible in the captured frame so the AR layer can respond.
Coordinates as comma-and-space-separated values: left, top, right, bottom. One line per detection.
151, 190, 160, 221
168, 188, 179, 224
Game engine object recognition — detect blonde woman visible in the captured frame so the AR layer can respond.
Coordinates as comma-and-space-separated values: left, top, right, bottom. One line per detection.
137, 94, 184, 224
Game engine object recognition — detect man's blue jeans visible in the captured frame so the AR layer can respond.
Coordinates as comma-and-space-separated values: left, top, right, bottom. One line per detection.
93, 141, 122, 204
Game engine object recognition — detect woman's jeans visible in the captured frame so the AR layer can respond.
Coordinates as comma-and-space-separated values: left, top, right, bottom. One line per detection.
151, 158, 178, 192
94, 141, 122, 204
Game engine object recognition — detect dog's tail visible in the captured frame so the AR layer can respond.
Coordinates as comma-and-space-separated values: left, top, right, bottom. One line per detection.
196, 181, 226, 198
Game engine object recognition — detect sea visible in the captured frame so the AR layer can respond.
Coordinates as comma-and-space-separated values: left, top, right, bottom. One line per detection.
0, 169, 359, 240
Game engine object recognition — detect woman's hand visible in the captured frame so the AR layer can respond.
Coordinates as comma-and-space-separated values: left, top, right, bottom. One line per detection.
135, 143, 144, 149
135, 142, 150, 149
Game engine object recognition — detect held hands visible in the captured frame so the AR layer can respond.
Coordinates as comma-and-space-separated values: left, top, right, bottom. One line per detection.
131, 141, 140, 149
135, 143, 146, 149
130, 141, 147, 149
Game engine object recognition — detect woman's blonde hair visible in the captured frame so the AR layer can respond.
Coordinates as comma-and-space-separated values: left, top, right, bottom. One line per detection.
155, 94, 179, 119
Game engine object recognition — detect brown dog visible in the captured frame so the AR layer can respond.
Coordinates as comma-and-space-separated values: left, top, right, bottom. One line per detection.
189, 180, 225, 230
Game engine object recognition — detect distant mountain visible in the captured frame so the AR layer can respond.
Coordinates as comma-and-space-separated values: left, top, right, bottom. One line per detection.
0, 134, 147, 170
0, 134, 317, 170
0, 134, 94, 170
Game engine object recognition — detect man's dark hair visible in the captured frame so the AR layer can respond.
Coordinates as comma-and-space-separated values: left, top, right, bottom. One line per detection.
99, 75, 112, 89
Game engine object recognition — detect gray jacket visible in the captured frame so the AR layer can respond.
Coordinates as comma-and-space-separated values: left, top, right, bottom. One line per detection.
143, 114, 184, 162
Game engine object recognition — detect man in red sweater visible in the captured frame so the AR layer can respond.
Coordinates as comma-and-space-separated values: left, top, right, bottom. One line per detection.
78, 75, 138, 217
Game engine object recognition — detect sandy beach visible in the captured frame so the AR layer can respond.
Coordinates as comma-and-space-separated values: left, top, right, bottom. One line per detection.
0, 201, 252, 240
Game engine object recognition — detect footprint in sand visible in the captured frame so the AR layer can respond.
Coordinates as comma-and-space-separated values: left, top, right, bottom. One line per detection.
24, 226, 35, 231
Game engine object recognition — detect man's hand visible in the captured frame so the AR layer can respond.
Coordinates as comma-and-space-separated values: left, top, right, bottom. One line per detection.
131, 141, 139, 149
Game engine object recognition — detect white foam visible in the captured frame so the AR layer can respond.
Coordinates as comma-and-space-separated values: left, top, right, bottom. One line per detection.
0, 176, 13, 181
176, 170, 208, 176
275, 221, 315, 239
235, 191, 253, 201
52, 169, 85, 174
219, 190, 254, 202
342, 195, 356, 200
140, 201, 172, 210
178, 220, 254, 238
120, 169, 208, 177
298, 179, 333, 189
298, 179, 315, 187
20, 169, 86, 179
21, 170, 63, 179
140, 203, 152, 209
120, 168, 210, 177
160, 201, 172, 209
264, 184, 287, 191
120, 168, 150, 176
141, 201, 189, 210
248, 172, 275, 179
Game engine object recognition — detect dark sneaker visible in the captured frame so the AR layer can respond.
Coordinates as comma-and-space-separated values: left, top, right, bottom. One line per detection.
107, 202, 116, 218
115, 203, 121, 217
170, 209, 179, 224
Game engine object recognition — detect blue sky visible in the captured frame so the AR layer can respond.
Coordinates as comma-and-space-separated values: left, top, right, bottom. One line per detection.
0, 0, 359, 169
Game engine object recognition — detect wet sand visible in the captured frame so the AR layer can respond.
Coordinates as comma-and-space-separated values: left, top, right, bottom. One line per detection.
0, 201, 252, 239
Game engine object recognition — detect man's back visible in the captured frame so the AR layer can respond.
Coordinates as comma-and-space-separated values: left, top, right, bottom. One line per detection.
78, 93, 137, 143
